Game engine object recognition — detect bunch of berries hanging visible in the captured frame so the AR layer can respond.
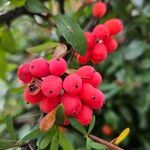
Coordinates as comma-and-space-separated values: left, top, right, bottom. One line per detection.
18, 57, 105, 126
76, 1, 123, 64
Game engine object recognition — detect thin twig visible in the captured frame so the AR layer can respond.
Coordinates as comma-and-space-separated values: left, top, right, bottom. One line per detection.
88, 134, 124, 150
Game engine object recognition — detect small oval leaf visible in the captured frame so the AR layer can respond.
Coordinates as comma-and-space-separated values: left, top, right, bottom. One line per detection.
68, 117, 87, 135
88, 116, 95, 134
53, 44, 67, 59
114, 128, 130, 145
39, 108, 57, 131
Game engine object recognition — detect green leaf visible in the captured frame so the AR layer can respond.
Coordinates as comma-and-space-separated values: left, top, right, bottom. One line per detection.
0, 30, 17, 53
68, 117, 87, 135
90, 141, 107, 150
21, 128, 46, 142
5, 114, 16, 140
0, 46, 7, 79
86, 138, 107, 150
11, 0, 26, 7
0, 140, 22, 149
40, 127, 56, 149
86, 138, 91, 150
56, 14, 86, 55
88, 116, 95, 134
50, 132, 59, 150
123, 40, 147, 60
59, 131, 74, 150
25, 0, 49, 14
27, 42, 58, 53
55, 104, 65, 125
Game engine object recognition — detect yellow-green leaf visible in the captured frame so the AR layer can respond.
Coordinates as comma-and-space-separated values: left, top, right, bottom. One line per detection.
114, 128, 130, 145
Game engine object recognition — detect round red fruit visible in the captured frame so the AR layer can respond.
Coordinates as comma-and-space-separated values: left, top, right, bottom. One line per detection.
92, 43, 107, 62
39, 97, 60, 113
63, 73, 82, 95
105, 18, 123, 35
77, 50, 91, 65
18, 63, 32, 83
80, 83, 105, 109
75, 105, 93, 125
84, 32, 96, 49
76, 66, 95, 82
49, 58, 67, 76
104, 37, 118, 53
41, 75, 62, 98
102, 125, 113, 136
93, 24, 109, 40
61, 94, 81, 117
23, 87, 43, 104
29, 58, 50, 78
89, 71, 102, 87
92, 2, 107, 18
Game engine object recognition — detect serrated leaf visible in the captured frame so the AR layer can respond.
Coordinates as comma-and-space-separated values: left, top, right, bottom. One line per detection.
40, 127, 56, 149
25, 0, 49, 14
123, 40, 147, 60
56, 14, 86, 55
21, 128, 45, 141
68, 117, 87, 135
59, 130, 74, 150
55, 104, 65, 126
50, 132, 59, 150
39, 108, 57, 131
114, 128, 130, 145
27, 42, 58, 53
5, 114, 16, 140
88, 116, 95, 134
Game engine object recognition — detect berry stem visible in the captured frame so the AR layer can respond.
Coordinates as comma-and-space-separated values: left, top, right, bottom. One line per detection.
88, 134, 124, 150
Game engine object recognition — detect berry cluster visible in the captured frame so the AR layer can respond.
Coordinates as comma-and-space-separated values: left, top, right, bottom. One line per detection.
18, 58, 105, 126
77, 2, 123, 64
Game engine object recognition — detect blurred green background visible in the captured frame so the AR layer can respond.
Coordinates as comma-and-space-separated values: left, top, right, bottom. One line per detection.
0, 0, 150, 150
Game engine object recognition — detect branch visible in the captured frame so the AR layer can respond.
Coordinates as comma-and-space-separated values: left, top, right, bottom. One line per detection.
88, 134, 124, 150
0, 7, 28, 24
0, 6, 52, 25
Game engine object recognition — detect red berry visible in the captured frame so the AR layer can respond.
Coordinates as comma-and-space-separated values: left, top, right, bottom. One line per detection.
89, 71, 102, 87
104, 37, 118, 53
93, 24, 109, 40
76, 66, 95, 82
92, 2, 107, 18
102, 125, 113, 136
105, 18, 123, 35
18, 63, 32, 83
91, 43, 107, 63
30, 58, 50, 78
41, 75, 62, 98
61, 94, 81, 117
84, 32, 96, 49
63, 73, 82, 95
77, 50, 91, 65
23, 87, 43, 104
39, 97, 60, 113
80, 83, 105, 109
49, 58, 67, 76
75, 105, 93, 125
